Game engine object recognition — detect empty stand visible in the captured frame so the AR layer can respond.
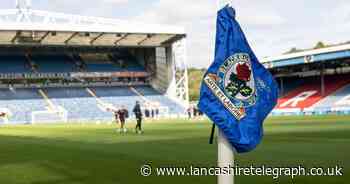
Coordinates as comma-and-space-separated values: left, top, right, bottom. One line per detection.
30, 54, 76, 73
0, 55, 30, 73
0, 86, 185, 124
92, 86, 143, 115
277, 77, 304, 97
313, 84, 350, 108
0, 88, 47, 123
92, 86, 185, 115
276, 75, 350, 109
79, 52, 145, 72
133, 86, 185, 114
110, 52, 146, 72
44, 87, 112, 121
0, 52, 146, 74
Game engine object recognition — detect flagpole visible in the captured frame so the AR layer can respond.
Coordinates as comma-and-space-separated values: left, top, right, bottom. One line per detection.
218, 130, 234, 184
215, 1, 235, 184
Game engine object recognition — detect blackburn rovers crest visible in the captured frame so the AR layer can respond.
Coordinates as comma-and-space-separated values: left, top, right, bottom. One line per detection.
203, 53, 257, 120
218, 53, 257, 107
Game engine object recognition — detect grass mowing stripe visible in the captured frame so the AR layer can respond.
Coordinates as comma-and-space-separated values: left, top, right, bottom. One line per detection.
0, 116, 348, 184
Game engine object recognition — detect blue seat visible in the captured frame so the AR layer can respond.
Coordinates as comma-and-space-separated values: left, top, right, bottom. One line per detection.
94, 86, 185, 115
31, 55, 75, 73
0, 88, 47, 124
45, 87, 112, 121
0, 86, 185, 124
134, 86, 185, 114
0, 55, 29, 73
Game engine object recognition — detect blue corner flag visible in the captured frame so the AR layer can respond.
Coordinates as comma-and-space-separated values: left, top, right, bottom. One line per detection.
198, 5, 279, 153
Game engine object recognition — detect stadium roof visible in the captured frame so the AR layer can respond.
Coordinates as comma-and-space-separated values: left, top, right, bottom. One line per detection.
0, 8, 185, 47
261, 43, 350, 69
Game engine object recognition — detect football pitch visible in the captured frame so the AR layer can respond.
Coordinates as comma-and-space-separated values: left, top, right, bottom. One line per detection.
0, 116, 349, 184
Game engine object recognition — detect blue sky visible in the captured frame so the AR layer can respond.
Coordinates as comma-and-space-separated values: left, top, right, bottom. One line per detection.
2, 0, 350, 68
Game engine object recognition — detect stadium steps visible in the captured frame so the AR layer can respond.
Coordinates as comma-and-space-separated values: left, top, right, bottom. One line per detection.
85, 87, 113, 111
129, 87, 149, 103
133, 86, 186, 115
44, 87, 112, 121
38, 89, 56, 112
25, 54, 37, 72
92, 86, 144, 116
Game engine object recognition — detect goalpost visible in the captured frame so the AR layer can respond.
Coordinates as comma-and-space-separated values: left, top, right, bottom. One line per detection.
0, 108, 12, 124
31, 106, 68, 124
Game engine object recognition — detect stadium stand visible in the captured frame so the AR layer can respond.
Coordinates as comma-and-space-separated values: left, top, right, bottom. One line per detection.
80, 52, 145, 72
276, 75, 350, 109
0, 50, 183, 123
133, 86, 185, 114
30, 54, 76, 73
0, 55, 30, 73
312, 84, 350, 109
93, 86, 184, 116
0, 3, 188, 124
110, 52, 146, 72
93, 86, 143, 113
44, 87, 112, 121
278, 77, 304, 97
0, 88, 47, 123
0, 85, 185, 124
0, 51, 148, 82
82, 56, 120, 72
263, 43, 350, 115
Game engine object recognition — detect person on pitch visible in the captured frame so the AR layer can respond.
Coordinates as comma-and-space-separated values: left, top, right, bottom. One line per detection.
117, 106, 128, 133
133, 101, 143, 134
112, 108, 120, 132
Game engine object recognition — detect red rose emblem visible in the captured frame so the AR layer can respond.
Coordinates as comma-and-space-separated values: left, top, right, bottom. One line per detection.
236, 63, 251, 81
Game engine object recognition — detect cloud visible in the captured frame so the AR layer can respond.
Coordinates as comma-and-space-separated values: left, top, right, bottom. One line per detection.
15, 0, 350, 68
239, 12, 286, 26
102, 0, 129, 5
133, 0, 214, 24
132, 0, 288, 68
324, 2, 350, 24
132, 0, 217, 68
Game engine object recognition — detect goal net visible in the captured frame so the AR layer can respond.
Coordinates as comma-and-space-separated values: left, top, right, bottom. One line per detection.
31, 106, 68, 124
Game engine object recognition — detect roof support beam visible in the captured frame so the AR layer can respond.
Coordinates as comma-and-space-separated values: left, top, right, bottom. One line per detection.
137, 34, 153, 45
64, 32, 79, 45
90, 32, 104, 45
161, 34, 185, 46
114, 34, 129, 45
11, 31, 21, 43
38, 31, 50, 43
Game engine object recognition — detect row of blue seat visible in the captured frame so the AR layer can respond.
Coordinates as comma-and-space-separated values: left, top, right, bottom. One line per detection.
31, 55, 76, 73
0, 55, 29, 73
0, 88, 47, 123
0, 54, 145, 73
0, 86, 185, 124
85, 64, 144, 72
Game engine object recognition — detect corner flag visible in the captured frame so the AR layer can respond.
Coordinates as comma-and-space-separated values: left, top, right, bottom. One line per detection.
198, 5, 278, 153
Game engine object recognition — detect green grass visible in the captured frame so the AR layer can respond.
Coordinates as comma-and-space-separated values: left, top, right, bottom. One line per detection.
0, 116, 349, 184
